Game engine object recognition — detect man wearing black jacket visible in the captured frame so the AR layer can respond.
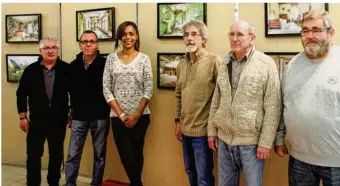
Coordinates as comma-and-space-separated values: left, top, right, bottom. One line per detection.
65, 30, 110, 186
16, 37, 70, 186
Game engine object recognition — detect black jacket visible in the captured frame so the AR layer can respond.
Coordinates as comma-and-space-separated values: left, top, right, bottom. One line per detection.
68, 51, 110, 121
16, 56, 69, 124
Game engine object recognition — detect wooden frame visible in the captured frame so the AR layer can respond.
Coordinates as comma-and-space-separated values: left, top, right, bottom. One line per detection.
5, 13, 42, 43
265, 52, 299, 79
157, 53, 185, 89
264, 3, 329, 37
6, 54, 40, 82
157, 3, 207, 39
76, 7, 115, 41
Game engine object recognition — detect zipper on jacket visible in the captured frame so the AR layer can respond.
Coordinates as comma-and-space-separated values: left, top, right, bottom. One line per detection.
229, 107, 235, 146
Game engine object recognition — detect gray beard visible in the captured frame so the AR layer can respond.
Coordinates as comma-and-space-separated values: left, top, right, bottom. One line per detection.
304, 42, 329, 59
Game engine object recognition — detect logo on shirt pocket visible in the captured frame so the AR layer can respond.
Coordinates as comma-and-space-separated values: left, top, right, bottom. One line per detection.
327, 76, 338, 85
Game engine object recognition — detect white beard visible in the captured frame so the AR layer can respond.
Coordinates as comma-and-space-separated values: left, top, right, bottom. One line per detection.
186, 45, 197, 53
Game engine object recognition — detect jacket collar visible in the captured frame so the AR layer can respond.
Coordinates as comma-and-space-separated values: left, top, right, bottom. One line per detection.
225, 45, 256, 65
230, 46, 254, 61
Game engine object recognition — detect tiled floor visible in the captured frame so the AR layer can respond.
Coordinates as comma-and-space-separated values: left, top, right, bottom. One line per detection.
2, 164, 92, 186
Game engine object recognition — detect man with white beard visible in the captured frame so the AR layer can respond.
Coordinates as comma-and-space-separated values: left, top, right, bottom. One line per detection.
275, 10, 340, 186
174, 20, 222, 186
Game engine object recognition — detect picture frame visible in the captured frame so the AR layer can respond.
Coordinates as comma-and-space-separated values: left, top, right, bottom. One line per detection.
157, 3, 207, 39
157, 53, 185, 89
265, 3, 329, 37
6, 54, 40, 82
265, 52, 299, 79
76, 7, 115, 41
5, 13, 42, 43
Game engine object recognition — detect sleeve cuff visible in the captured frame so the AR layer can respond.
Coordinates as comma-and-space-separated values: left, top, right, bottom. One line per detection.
143, 95, 150, 100
258, 139, 273, 149
275, 136, 285, 146
207, 131, 217, 137
175, 112, 180, 119
207, 127, 217, 136
106, 97, 115, 103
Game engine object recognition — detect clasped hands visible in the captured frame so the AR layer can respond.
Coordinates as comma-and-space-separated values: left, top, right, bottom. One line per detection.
121, 112, 141, 128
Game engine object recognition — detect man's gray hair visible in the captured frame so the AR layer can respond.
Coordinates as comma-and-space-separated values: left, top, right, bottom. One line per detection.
302, 10, 333, 29
39, 37, 59, 49
183, 20, 208, 48
248, 23, 256, 35
233, 21, 256, 35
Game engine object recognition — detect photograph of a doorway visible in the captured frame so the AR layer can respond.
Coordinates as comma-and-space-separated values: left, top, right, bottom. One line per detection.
76, 7, 115, 41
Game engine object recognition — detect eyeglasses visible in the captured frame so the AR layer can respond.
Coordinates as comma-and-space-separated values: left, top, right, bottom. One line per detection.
80, 40, 98, 45
300, 28, 330, 36
42, 46, 58, 52
183, 32, 201, 39
228, 32, 252, 40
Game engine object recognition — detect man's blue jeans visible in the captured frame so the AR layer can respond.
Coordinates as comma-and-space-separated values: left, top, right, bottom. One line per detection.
65, 119, 110, 186
181, 134, 215, 186
289, 155, 340, 186
218, 139, 264, 186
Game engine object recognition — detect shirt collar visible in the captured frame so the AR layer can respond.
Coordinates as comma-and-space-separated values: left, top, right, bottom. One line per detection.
82, 55, 96, 68
230, 45, 254, 62
40, 60, 57, 70
184, 48, 208, 64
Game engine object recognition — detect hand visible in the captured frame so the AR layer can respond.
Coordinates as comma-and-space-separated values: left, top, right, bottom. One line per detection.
275, 144, 288, 157
175, 123, 182, 141
124, 115, 137, 128
257, 146, 270, 160
121, 115, 128, 123
67, 115, 72, 128
20, 118, 29, 133
208, 136, 218, 152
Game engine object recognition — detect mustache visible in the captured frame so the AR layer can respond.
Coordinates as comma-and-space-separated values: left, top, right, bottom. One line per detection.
305, 39, 319, 44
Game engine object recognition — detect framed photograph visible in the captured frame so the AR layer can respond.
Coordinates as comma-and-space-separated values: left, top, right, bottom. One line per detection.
157, 53, 185, 89
265, 52, 299, 79
76, 7, 115, 41
5, 14, 42, 43
157, 3, 207, 39
6, 54, 40, 82
265, 3, 329, 37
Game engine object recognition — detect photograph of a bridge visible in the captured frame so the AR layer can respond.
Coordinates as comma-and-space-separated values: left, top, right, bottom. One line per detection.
6, 54, 39, 82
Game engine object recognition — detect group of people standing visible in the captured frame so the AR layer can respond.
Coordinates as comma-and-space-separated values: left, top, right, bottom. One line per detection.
16, 9, 339, 186
174, 10, 340, 186
17, 21, 151, 186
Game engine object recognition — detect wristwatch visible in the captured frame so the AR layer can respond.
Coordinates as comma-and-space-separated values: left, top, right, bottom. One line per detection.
174, 118, 180, 124
119, 113, 126, 121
